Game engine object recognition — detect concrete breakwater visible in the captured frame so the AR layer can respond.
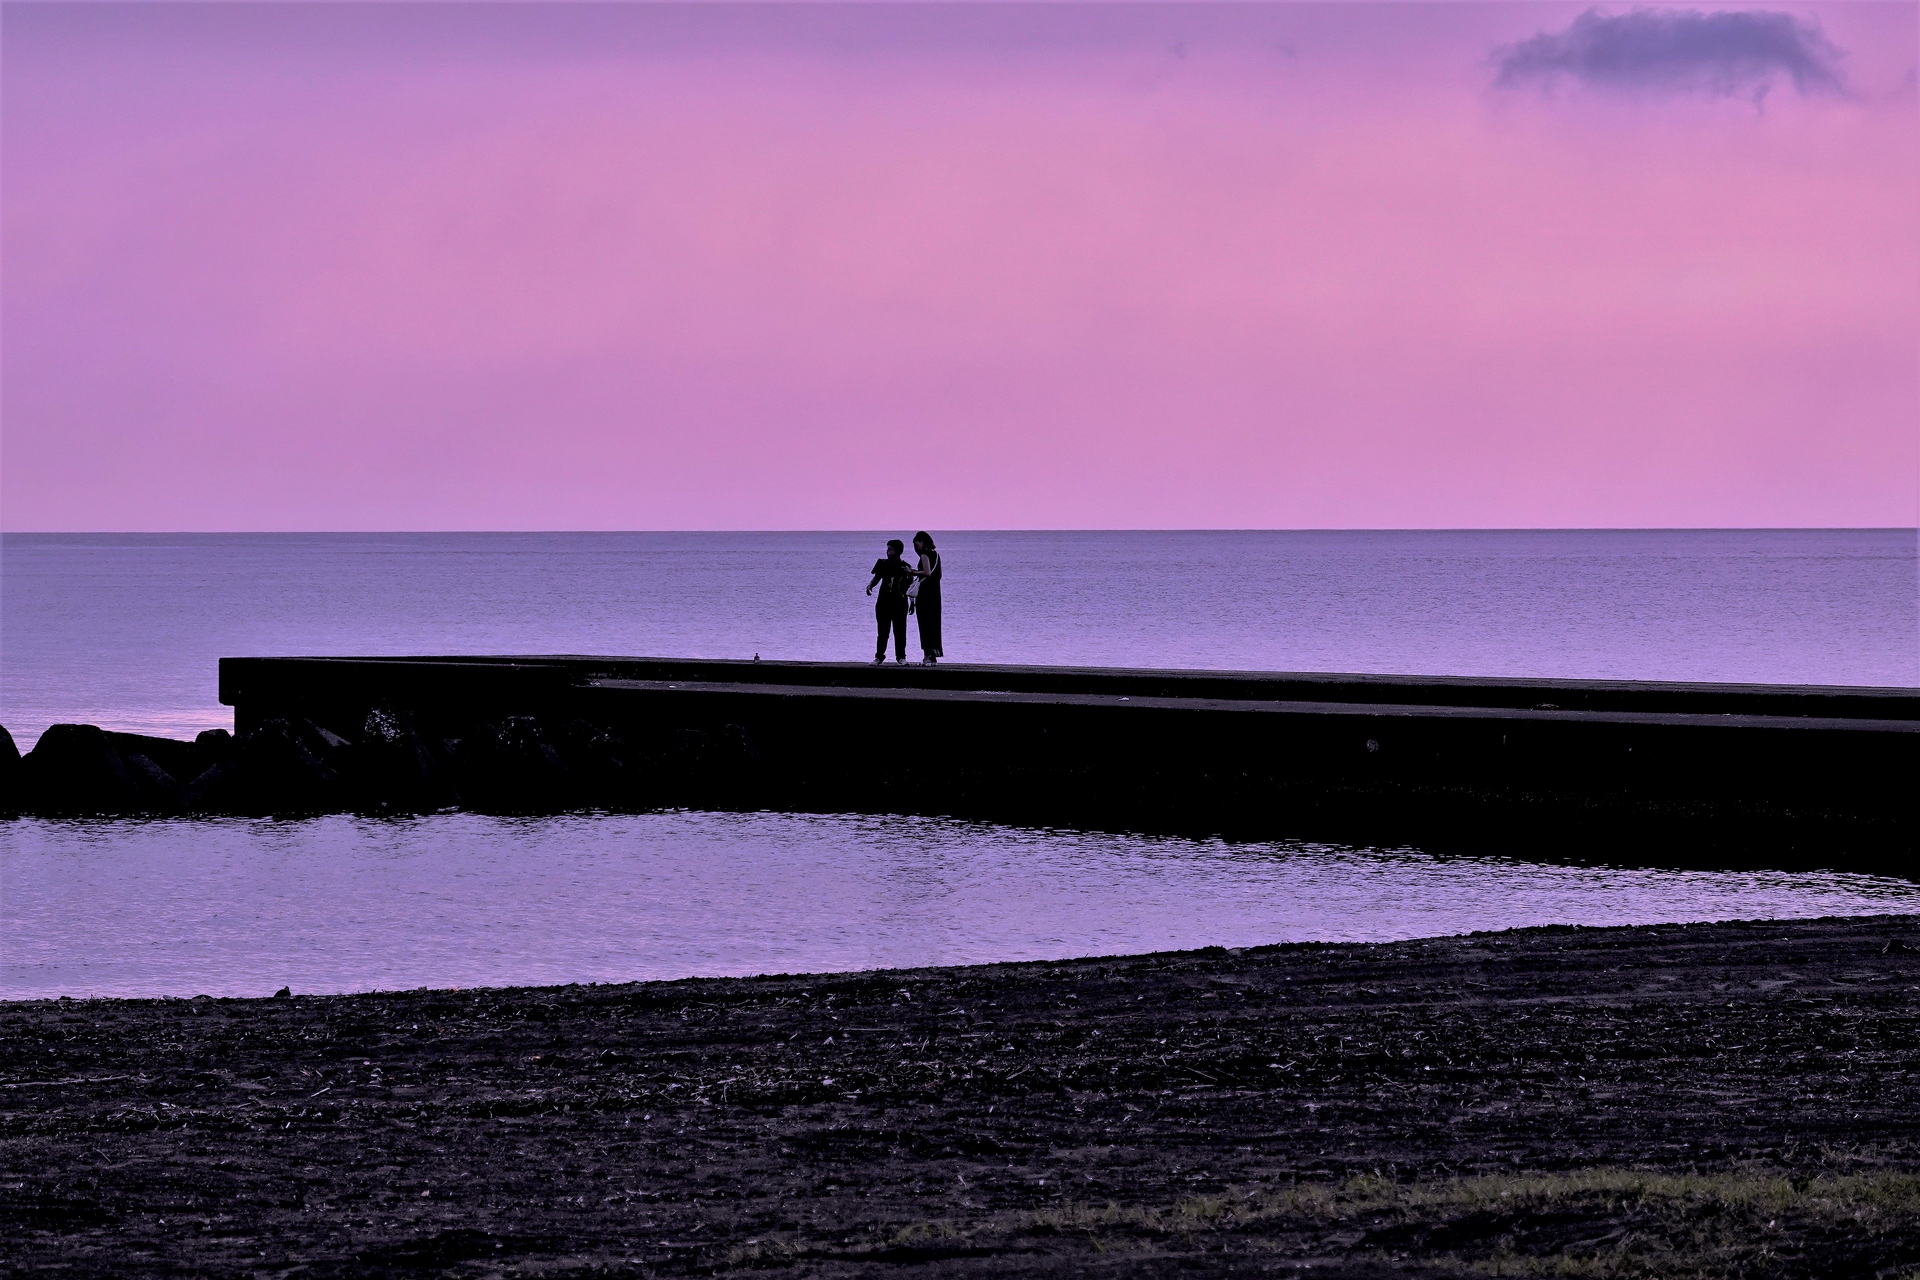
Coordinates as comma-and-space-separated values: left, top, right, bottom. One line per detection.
3, 655, 1916, 870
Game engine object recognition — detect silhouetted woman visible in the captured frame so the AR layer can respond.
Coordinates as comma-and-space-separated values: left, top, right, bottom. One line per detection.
908, 531, 943, 665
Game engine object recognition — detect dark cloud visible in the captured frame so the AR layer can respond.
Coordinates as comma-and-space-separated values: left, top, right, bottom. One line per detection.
1495, 8, 1847, 99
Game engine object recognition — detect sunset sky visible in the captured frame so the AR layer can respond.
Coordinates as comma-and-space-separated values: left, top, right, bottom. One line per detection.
3, 1, 1915, 531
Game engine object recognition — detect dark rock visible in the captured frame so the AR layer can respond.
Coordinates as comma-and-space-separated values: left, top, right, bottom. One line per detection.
357, 707, 457, 813
194, 729, 235, 764
705, 723, 766, 804
182, 759, 243, 812
9, 727, 243, 815
311, 724, 352, 752
553, 719, 643, 804
638, 724, 760, 806
666, 727, 709, 767
458, 716, 576, 812
117, 751, 184, 814
0, 724, 19, 813
104, 732, 200, 785
719, 723, 762, 768
273, 987, 292, 999
217, 718, 351, 815
20, 725, 141, 814
650, 726, 713, 791
177, 732, 239, 811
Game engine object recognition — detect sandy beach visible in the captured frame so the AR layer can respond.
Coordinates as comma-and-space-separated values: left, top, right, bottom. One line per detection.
4, 914, 1918, 1277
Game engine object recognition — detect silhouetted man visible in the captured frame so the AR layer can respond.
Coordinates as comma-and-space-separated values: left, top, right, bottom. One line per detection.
866, 539, 914, 664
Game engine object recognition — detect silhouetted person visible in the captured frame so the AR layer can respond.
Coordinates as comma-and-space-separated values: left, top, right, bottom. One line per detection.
866, 539, 915, 664
909, 531, 943, 665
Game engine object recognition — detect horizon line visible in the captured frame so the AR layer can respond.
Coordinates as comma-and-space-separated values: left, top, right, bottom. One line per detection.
2, 526, 1916, 538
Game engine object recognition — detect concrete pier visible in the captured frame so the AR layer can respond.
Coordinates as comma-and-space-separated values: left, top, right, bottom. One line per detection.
219, 656, 1919, 870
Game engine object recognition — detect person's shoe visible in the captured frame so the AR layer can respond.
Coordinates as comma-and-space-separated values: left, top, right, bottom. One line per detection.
922, 656, 938, 665
895, 655, 908, 663
871, 655, 885, 665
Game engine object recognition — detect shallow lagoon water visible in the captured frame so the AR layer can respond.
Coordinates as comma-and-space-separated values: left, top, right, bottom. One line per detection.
5, 810, 1917, 1000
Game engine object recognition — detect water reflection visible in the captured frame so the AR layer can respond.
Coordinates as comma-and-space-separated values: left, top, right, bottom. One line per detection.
4, 810, 1917, 1000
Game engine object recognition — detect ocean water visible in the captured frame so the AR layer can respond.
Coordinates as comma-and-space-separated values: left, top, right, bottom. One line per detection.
2, 529, 1916, 997
2, 529, 1914, 747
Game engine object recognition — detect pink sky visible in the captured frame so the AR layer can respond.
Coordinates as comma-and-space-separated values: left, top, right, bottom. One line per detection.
3, 2, 1915, 530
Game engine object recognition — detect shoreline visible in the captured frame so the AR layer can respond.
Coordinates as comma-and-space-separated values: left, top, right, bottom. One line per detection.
11, 904, 1920, 1006
6, 914, 1918, 1276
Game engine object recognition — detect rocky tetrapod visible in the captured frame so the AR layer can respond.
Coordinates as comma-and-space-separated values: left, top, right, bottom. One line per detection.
3, 656, 1914, 872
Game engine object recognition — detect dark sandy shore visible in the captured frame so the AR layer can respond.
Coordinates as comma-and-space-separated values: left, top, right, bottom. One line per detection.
5, 915, 1920, 1278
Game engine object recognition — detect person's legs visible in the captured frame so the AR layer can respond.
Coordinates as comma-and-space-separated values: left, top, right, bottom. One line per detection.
876, 602, 905, 660
889, 603, 909, 660
917, 593, 942, 662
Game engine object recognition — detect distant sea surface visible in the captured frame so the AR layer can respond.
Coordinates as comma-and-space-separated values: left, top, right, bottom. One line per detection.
3, 529, 1917, 1000
4, 529, 1915, 747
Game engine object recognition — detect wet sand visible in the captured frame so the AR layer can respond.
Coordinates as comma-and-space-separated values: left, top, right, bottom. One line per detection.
4, 914, 1919, 1277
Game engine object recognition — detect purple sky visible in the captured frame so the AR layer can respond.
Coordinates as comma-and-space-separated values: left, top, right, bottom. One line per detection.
4, 2, 1915, 531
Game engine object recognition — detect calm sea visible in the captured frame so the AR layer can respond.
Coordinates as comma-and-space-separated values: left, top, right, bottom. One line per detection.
4, 529, 1915, 746
2, 529, 1916, 999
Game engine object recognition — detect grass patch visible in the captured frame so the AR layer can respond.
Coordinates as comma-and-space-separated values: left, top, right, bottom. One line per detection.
767, 1169, 1920, 1277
